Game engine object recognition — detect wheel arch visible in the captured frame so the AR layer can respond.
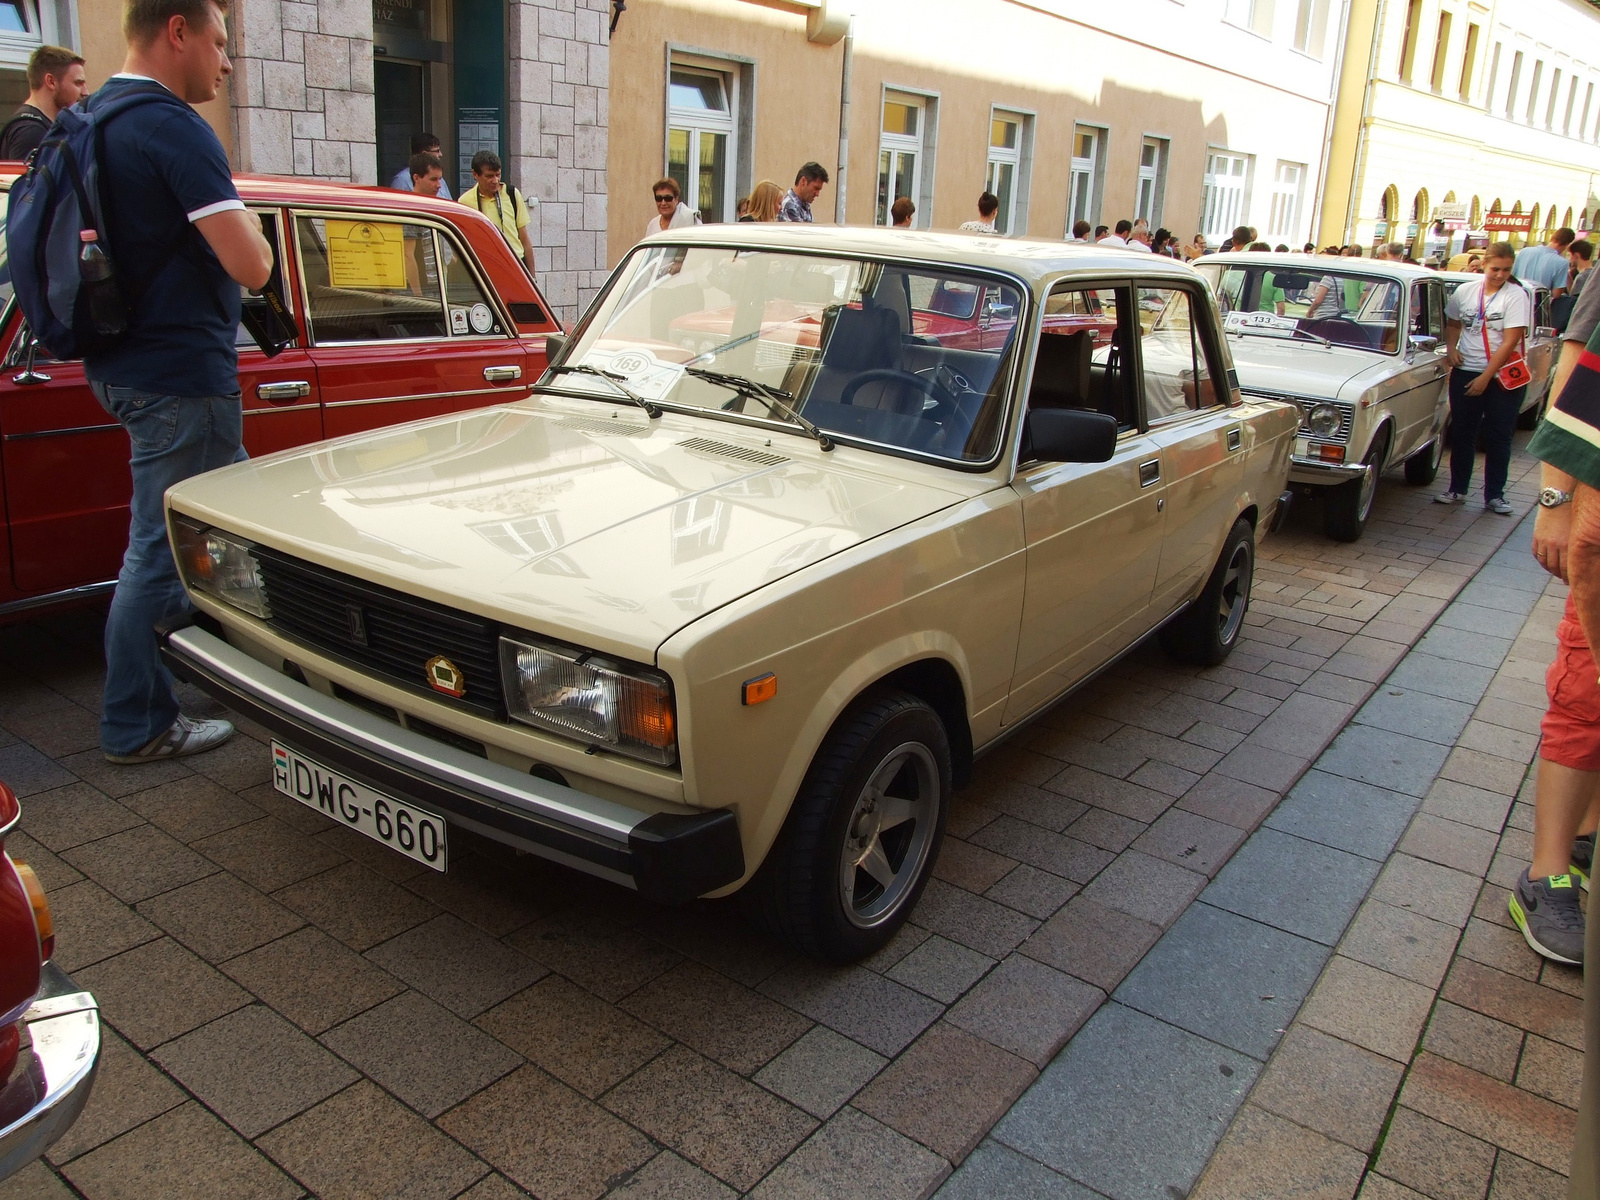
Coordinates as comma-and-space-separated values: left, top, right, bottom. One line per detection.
877, 658, 974, 788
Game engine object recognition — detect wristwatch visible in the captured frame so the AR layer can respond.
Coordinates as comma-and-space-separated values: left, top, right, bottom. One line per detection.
1539, 487, 1574, 508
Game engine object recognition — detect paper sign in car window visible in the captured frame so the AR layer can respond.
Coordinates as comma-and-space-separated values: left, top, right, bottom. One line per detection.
575, 347, 685, 401
1224, 310, 1299, 337
325, 220, 408, 289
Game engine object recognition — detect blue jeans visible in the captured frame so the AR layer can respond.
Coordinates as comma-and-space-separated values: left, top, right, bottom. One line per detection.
90, 383, 246, 755
1446, 367, 1524, 503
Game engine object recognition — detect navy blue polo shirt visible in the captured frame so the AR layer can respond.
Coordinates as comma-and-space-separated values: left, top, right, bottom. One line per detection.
83, 75, 244, 398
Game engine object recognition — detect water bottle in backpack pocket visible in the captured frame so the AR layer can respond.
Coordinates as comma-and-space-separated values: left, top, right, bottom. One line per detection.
5, 82, 183, 360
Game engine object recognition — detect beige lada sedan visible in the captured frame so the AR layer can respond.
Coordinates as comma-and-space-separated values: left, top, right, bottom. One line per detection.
159, 226, 1297, 961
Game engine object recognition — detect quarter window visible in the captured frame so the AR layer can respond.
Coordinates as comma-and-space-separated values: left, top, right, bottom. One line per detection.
235, 211, 296, 350
1136, 287, 1220, 422
667, 64, 736, 225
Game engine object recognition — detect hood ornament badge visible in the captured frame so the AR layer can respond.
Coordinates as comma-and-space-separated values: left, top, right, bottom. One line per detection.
425, 656, 466, 698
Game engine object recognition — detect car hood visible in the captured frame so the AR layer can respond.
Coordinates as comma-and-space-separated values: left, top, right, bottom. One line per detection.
167, 399, 982, 659
1223, 335, 1391, 399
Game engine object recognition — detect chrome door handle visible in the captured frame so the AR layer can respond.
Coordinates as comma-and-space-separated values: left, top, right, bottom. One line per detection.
483, 365, 522, 383
1139, 459, 1161, 488
1227, 427, 1242, 451
256, 381, 310, 402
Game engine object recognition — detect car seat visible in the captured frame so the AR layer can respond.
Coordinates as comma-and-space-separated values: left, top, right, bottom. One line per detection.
813, 298, 919, 416
1028, 330, 1094, 410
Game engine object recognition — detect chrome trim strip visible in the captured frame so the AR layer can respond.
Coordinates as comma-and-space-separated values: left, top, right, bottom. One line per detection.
1289, 455, 1368, 481
166, 626, 643, 843
244, 402, 320, 416
2, 424, 118, 442
323, 386, 513, 408
0, 581, 116, 617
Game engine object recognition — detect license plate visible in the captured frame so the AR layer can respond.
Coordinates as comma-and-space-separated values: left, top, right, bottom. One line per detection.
272, 742, 447, 871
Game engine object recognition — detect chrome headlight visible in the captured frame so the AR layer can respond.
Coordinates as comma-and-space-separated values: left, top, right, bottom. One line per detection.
1306, 403, 1341, 438
171, 518, 271, 618
499, 636, 677, 765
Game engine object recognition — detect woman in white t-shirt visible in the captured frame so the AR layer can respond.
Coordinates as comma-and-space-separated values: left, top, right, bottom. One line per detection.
1437, 242, 1532, 514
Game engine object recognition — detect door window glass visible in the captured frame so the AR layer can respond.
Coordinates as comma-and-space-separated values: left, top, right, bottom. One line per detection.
1137, 287, 1219, 421
236, 211, 297, 349
295, 215, 448, 343
439, 228, 506, 337
1036, 285, 1135, 430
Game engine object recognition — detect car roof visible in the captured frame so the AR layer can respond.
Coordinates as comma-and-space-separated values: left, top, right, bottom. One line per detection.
636, 222, 1203, 287
1198, 251, 1436, 281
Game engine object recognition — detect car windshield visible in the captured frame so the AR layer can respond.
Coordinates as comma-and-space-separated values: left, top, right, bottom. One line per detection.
550, 244, 1027, 463
1195, 262, 1402, 354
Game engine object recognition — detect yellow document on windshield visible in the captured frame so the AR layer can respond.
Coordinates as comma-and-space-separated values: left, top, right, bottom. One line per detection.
325, 220, 407, 289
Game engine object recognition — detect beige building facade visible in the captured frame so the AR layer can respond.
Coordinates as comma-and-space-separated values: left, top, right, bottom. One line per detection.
1320, 0, 1600, 256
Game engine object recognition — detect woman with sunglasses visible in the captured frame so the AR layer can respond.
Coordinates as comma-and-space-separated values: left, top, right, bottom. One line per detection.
645, 178, 701, 237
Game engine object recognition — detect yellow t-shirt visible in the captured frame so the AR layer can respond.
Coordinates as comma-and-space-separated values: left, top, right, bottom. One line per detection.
460, 184, 531, 253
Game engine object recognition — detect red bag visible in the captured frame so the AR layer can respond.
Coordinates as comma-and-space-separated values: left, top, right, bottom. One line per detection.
1480, 285, 1531, 390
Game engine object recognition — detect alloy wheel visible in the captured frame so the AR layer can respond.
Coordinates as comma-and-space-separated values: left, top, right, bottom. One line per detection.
838, 742, 939, 928
1216, 540, 1251, 647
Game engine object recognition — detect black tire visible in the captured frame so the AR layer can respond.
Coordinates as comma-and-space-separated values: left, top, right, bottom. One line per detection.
1159, 518, 1254, 666
1403, 429, 1443, 486
1324, 435, 1387, 542
744, 690, 951, 962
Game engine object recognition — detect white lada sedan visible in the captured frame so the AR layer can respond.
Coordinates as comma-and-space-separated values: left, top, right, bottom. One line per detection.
158, 226, 1296, 961
1194, 253, 1451, 541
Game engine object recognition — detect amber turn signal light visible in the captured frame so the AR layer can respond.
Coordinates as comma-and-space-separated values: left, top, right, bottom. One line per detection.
742, 673, 777, 706
12, 862, 52, 963
1315, 443, 1346, 463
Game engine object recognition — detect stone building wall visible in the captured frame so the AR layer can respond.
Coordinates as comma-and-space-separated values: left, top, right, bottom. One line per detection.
231, 0, 379, 184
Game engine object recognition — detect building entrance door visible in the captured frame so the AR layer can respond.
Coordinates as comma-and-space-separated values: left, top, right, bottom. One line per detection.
376, 58, 429, 189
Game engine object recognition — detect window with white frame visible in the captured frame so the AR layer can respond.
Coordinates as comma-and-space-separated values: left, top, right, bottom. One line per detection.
0, 0, 52, 74
1200, 150, 1251, 242
1292, 0, 1329, 56
1068, 125, 1105, 233
1224, 0, 1275, 37
667, 61, 737, 225
877, 90, 933, 227
1268, 161, 1304, 239
986, 109, 1033, 235
1136, 137, 1168, 226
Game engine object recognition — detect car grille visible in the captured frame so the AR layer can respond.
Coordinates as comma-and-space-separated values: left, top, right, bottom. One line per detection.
253, 546, 505, 717
1245, 391, 1354, 443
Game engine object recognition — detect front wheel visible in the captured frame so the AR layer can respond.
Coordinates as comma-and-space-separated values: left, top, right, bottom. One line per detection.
1160, 518, 1254, 666
1324, 438, 1386, 542
745, 690, 951, 962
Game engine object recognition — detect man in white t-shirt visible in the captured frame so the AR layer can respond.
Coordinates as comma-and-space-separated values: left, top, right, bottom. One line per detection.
1438, 241, 1533, 513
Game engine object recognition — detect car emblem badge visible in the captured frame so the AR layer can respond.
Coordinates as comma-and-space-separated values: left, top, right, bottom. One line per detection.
345, 605, 368, 646
425, 655, 466, 698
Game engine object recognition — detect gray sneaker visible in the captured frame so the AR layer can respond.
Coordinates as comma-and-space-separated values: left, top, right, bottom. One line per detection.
1486, 497, 1514, 515
1434, 491, 1466, 505
104, 714, 235, 765
1509, 870, 1585, 965
1572, 832, 1594, 892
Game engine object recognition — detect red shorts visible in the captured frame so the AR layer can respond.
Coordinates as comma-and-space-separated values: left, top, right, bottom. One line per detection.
1542, 596, 1600, 771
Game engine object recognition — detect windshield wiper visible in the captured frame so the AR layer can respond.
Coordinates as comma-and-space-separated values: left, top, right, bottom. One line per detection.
1288, 326, 1334, 348
685, 367, 834, 451
539, 364, 662, 418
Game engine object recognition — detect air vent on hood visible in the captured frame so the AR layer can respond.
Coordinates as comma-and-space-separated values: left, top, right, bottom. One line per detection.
678, 437, 788, 467
558, 416, 651, 437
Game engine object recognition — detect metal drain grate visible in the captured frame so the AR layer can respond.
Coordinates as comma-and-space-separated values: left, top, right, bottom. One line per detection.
678, 437, 788, 467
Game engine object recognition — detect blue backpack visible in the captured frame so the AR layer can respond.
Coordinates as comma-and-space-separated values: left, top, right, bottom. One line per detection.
6, 81, 185, 360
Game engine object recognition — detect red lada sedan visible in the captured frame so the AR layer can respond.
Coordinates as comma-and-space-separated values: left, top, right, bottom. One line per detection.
0, 171, 562, 618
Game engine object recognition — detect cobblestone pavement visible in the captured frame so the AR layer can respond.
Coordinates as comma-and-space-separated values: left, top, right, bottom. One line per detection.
0, 446, 1549, 1200
1185, 529, 1583, 1200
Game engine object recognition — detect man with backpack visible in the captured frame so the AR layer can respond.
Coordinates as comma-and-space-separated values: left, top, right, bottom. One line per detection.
459, 149, 536, 276
24, 0, 271, 762
0, 45, 87, 161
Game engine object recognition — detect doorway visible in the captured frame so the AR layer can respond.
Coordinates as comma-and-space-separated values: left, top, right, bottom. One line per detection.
376, 58, 429, 189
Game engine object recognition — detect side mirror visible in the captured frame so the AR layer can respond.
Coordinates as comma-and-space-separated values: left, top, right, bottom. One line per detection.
545, 333, 569, 365
1023, 408, 1119, 464
982, 299, 1016, 324
1408, 334, 1439, 354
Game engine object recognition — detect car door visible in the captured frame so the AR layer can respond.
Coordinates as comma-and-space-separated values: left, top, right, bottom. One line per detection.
1524, 286, 1557, 412
238, 206, 323, 456
1138, 282, 1245, 617
293, 211, 531, 439
1004, 281, 1165, 724
0, 207, 320, 600
1393, 278, 1449, 457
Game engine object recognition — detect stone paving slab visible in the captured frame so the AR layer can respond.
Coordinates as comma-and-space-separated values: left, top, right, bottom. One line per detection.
0, 446, 1545, 1198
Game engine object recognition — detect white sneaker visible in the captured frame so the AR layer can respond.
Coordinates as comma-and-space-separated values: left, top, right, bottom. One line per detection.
104, 714, 235, 764
1487, 497, 1514, 515
1434, 491, 1466, 504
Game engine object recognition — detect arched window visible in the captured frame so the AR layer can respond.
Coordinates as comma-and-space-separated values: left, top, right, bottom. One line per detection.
1562, 206, 1573, 230
1381, 185, 1399, 222
1469, 196, 1482, 227
1442, 190, 1456, 204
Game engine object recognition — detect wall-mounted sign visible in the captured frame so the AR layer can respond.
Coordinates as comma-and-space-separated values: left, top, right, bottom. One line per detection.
1433, 202, 1468, 222
457, 107, 500, 194
1484, 212, 1535, 233
325, 220, 407, 288
374, 0, 429, 30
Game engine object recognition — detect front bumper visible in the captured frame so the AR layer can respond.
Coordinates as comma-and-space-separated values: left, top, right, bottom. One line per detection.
160, 623, 744, 904
1289, 454, 1367, 484
0, 965, 99, 1182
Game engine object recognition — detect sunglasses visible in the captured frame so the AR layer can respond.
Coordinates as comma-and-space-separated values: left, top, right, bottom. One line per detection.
654, 194, 675, 203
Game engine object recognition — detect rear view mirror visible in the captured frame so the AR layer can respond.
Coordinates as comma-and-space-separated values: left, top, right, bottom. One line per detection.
545, 333, 569, 365
1408, 334, 1439, 354
1023, 408, 1119, 464
1535, 325, 1557, 340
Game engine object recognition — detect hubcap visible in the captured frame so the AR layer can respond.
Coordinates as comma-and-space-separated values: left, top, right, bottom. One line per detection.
838, 742, 938, 929
1356, 448, 1382, 520
1216, 541, 1251, 646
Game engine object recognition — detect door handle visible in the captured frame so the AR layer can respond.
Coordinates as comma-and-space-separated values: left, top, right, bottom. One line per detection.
483, 365, 522, 383
256, 381, 310, 402
1138, 459, 1161, 488
1227, 427, 1242, 452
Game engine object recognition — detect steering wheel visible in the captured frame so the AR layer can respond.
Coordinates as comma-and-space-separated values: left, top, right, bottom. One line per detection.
1304, 316, 1368, 345
840, 369, 952, 411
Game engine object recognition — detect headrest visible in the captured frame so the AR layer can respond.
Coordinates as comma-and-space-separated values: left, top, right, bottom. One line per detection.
821, 303, 903, 372
1030, 329, 1094, 409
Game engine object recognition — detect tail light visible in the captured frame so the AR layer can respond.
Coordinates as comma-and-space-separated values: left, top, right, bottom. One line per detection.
11, 863, 52, 963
